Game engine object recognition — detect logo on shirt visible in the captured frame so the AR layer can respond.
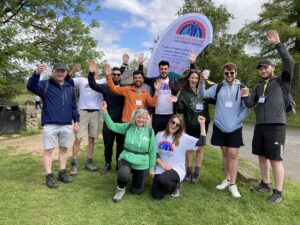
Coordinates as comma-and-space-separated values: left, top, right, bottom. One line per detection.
158, 140, 174, 155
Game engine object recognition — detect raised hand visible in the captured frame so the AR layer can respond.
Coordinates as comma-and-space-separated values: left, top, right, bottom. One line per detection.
123, 53, 129, 65
267, 30, 280, 45
103, 64, 112, 76
137, 52, 146, 65
154, 79, 162, 90
36, 64, 46, 75
89, 60, 98, 74
198, 115, 206, 124
188, 51, 197, 64
101, 101, 107, 113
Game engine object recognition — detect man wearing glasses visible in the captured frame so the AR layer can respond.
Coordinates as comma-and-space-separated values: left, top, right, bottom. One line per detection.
199, 63, 249, 198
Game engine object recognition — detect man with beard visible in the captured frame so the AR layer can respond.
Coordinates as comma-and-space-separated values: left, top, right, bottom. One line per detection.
241, 30, 294, 204
105, 64, 161, 123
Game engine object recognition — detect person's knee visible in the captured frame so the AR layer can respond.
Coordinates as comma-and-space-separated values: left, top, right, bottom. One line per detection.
74, 138, 82, 146
131, 186, 144, 195
118, 166, 131, 183
157, 175, 167, 187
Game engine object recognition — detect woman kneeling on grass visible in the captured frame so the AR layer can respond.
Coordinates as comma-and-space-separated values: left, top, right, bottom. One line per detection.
151, 114, 206, 199
101, 101, 156, 203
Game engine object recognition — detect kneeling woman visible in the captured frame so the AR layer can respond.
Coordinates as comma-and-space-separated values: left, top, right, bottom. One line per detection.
101, 101, 156, 203
152, 114, 206, 199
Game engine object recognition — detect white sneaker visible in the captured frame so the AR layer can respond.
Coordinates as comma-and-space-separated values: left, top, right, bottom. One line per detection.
171, 183, 181, 198
113, 186, 125, 202
216, 179, 231, 190
229, 184, 241, 198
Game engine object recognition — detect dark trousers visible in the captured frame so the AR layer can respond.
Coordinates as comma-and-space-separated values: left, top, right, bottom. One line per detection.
102, 122, 125, 165
152, 114, 173, 134
117, 159, 147, 194
151, 169, 180, 200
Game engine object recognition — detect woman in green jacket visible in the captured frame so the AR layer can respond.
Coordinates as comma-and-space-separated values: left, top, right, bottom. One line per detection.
101, 101, 156, 203
177, 70, 211, 183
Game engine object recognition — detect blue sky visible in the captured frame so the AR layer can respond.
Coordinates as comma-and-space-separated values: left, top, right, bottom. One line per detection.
85, 0, 268, 67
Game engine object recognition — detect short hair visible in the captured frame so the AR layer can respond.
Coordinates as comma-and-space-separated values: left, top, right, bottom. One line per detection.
222, 62, 237, 71
132, 70, 144, 78
130, 108, 151, 127
159, 61, 169, 67
112, 67, 121, 72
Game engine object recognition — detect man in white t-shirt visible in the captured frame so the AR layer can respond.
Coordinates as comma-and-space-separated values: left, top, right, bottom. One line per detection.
67, 64, 106, 175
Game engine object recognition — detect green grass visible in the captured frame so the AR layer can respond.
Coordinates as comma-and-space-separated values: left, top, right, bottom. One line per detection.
0, 141, 299, 225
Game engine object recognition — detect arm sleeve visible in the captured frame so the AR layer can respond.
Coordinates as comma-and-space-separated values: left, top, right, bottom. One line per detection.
145, 92, 158, 107
27, 72, 45, 97
106, 75, 128, 96
144, 76, 156, 86
243, 85, 259, 108
88, 73, 108, 94
195, 136, 206, 146
148, 129, 157, 172
199, 82, 217, 99
103, 111, 128, 134
176, 92, 186, 114
276, 42, 295, 83
237, 101, 249, 123
72, 88, 80, 123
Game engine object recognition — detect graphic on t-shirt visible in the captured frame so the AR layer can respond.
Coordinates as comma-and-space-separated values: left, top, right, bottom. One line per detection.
190, 96, 204, 112
158, 140, 174, 155
160, 83, 171, 94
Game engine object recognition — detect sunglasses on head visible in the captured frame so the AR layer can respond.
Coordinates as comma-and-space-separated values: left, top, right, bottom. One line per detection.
112, 72, 121, 77
170, 120, 180, 128
224, 71, 235, 76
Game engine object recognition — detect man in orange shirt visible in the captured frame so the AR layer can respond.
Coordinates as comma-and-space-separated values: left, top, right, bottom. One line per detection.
105, 64, 161, 122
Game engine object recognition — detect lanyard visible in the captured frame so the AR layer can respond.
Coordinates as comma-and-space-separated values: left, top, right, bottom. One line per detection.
262, 79, 269, 96
225, 81, 235, 100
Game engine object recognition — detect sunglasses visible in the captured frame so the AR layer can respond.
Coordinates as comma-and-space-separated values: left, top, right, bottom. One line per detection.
112, 72, 121, 77
224, 71, 235, 76
170, 120, 181, 128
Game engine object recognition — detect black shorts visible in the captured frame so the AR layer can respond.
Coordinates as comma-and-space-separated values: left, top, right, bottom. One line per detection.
252, 124, 286, 161
211, 124, 244, 148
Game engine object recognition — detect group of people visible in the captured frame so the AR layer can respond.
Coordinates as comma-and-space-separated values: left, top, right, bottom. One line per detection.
27, 30, 294, 204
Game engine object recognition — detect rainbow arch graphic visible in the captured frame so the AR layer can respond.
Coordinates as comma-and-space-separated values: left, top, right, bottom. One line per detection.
176, 20, 206, 38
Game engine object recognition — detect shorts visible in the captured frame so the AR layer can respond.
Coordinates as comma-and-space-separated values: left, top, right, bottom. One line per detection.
211, 124, 244, 148
252, 124, 286, 161
43, 125, 73, 149
75, 110, 100, 139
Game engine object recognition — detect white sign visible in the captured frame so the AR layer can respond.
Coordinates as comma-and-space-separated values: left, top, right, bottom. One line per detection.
147, 13, 213, 78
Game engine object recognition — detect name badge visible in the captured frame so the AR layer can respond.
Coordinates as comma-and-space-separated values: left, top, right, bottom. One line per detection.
225, 101, 233, 108
196, 103, 203, 110
258, 96, 265, 103
136, 100, 142, 106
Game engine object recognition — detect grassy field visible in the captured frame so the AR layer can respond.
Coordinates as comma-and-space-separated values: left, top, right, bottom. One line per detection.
0, 141, 299, 225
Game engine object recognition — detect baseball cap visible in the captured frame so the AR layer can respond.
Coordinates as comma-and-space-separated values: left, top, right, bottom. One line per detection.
256, 59, 274, 69
53, 63, 67, 71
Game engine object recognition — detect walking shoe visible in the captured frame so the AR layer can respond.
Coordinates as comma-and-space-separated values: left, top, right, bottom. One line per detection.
57, 169, 72, 183
85, 159, 99, 172
113, 186, 125, 203
70, 160, 78, 176
229, 184, 241, 198
269, 189, 283, 204
45, 173, 58, 189
100, 163, 111, 175
191, 173, 199, 184
171, 183, 181, 198
251, 180, 272, 192
216, 179, 231, 190
184, 173, 192, 182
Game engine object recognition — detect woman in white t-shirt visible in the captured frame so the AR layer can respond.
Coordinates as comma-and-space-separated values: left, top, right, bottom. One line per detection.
152, 114, 206, 200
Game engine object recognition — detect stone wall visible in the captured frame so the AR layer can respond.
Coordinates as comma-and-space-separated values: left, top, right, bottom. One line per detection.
20, 100, 39, 130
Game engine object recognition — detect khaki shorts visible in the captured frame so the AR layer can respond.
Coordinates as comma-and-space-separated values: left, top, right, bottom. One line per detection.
75, 110, 100, 139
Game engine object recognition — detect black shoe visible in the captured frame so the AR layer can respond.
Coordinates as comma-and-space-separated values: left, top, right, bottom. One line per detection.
269, 189, 283, 204
251, 180, 272, 193
85, 159, 99, 172
57, 169, 72, 183
45, 173, 58, 189
184, 173, 192, 182
191, 173, 199, 184
70, 159, 78, 176
100, 163, 111, 175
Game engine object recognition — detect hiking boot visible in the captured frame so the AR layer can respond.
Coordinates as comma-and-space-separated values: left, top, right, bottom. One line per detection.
269, 189, 283, 204
184, 173, 192, 182
191, 173, 199, 184
85, 159, 98, 172
216, 179, 231, 190
45, 173, 58, 189
100, 163, 111, 175
171, 183, 181, 198
57, 169, 72, 183
251, 180, 272, 193
229, 184, 241, 198
70, 159, 78, 176
113, 186, 125, 203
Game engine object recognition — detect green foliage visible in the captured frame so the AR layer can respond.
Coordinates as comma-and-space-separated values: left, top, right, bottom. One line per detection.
0, 1, 103, 101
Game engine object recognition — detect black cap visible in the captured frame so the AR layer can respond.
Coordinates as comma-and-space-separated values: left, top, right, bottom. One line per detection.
53, 63, 67, 71
256, 59, 273, 69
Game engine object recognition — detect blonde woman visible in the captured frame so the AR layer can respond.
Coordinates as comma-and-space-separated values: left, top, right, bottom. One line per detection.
101, 101, 156, 203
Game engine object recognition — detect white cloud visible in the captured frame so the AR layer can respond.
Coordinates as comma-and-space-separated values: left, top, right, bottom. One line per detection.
90, 22, 122, 46
121, 17, 148, 29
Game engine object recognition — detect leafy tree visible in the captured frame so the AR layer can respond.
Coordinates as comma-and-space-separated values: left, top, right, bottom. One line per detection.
0, 0, 103, 101
241, 0, 300, 94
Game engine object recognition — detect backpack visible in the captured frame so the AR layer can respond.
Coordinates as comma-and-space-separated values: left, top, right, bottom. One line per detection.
275, 80, 296, 116
210, 83, 245, 105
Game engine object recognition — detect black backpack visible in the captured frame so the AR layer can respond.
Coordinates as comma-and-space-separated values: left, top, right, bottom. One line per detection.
210, 83, 245, 105
275, 80, 296, 116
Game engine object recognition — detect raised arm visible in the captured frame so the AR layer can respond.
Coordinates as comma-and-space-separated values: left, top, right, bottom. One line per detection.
27, 65, 46, 97
105, 64, 128, 96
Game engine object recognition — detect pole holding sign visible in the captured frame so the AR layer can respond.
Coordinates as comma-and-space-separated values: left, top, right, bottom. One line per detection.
147, 13, 213, 78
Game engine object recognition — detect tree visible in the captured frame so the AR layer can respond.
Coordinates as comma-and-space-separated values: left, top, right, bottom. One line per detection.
241, 0, 300, 94
0, 1, 103, 101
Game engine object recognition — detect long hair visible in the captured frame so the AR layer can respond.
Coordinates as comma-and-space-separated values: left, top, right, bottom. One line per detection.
163, 114, 185, 146
129, 108, 151, 127
178, 70, 200, 91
